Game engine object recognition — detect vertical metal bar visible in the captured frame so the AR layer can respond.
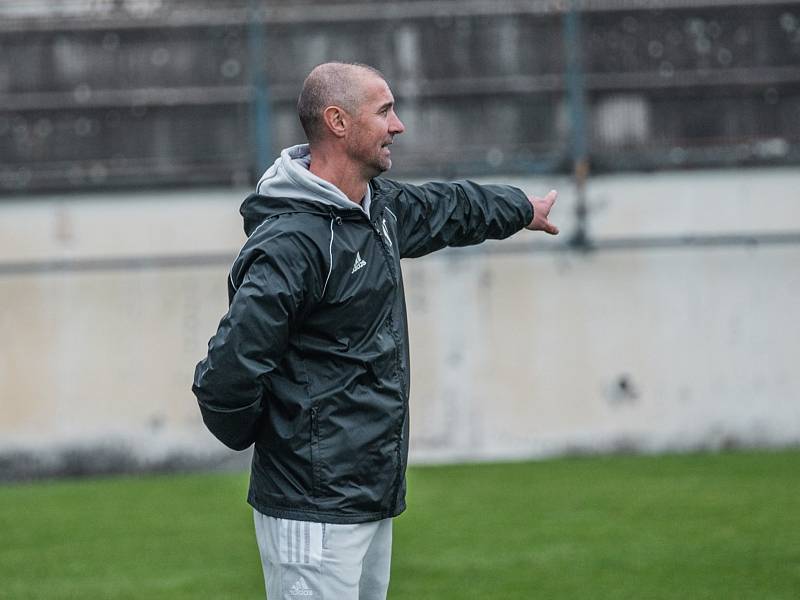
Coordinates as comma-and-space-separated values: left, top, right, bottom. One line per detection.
248, 0, 271, 182
563, 1, 590, 250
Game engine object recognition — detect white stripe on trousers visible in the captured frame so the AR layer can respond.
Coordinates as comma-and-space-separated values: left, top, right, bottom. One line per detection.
282, 519, 313, 564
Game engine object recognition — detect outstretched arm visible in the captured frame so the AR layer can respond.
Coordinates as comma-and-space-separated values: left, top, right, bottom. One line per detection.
389, 179, 559, 258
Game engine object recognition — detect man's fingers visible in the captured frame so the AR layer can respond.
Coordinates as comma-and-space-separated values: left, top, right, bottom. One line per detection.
539, 189, 557, 213
536, 190, 558, 216
526, 189, 559, 233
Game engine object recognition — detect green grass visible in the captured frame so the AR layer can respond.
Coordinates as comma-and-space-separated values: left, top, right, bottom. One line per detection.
1, 450, 799, 599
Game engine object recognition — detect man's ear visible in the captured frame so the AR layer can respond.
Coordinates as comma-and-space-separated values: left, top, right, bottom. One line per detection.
322, 105, 349, 139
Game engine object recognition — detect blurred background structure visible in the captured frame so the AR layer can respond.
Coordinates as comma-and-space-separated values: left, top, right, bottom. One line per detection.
1, 0, 799, 478
2, 0, 800, 190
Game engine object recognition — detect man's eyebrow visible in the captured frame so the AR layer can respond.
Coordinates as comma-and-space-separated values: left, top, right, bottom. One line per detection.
377, 101, 394, 112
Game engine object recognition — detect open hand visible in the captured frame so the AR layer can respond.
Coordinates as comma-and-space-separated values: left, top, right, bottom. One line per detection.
525, 190, 559, 235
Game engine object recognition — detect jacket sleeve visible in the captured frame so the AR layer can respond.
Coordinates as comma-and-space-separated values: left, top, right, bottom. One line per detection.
391, 180, 533, 259
191, 235, 315, 450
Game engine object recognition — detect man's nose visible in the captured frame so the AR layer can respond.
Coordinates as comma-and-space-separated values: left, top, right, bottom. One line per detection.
389, 112, 405, 135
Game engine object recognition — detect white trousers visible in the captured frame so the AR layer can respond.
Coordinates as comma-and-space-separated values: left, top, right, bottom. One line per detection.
253, 510, 393, 600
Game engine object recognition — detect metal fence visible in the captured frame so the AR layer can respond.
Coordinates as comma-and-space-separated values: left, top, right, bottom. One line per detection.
1, 0, 799, 194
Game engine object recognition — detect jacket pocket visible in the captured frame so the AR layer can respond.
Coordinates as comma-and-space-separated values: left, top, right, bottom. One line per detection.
310, 406, 321, 497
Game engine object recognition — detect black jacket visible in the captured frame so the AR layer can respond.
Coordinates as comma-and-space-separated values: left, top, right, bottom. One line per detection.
192, 177, 533, 523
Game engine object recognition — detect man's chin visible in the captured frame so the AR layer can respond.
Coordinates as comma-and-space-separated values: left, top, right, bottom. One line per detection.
366, 159, 391, 178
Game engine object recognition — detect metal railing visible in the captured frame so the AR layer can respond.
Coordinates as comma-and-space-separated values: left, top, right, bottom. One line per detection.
1, 0, 799, 194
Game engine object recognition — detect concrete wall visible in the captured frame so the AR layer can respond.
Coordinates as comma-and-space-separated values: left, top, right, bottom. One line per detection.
1, 167, 798, 475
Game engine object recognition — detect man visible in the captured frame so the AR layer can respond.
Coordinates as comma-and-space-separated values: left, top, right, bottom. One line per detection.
192, 62, 558, 599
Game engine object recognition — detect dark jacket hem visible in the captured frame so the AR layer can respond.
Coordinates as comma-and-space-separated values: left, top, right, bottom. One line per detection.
248, 495, 406, 524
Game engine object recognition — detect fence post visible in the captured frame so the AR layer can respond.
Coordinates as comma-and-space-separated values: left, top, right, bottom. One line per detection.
248, 0, 272, 183
563, 1, 590, 249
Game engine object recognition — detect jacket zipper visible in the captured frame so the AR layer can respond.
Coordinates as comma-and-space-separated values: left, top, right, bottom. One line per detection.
333, 195, 407, 514
367, 198, 406, 514
310, 406, 321, 497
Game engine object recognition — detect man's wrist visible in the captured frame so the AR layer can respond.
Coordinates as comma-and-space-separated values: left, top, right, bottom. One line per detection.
526, 198, 536, 229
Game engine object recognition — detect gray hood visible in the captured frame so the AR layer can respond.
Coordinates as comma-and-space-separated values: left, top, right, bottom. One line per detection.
256, 144, 371, 216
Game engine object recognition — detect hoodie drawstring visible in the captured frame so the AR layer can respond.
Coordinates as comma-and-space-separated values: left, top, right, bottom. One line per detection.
321, 215, 336, 298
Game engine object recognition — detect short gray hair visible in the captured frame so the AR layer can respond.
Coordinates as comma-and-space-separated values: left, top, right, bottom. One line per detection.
297, 62, 386, 144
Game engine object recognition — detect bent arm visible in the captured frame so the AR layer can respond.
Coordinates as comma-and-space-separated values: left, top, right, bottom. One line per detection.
192, 247, 309, 450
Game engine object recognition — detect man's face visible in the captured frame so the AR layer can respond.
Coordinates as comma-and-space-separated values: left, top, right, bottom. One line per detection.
345, 75, 405, 178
